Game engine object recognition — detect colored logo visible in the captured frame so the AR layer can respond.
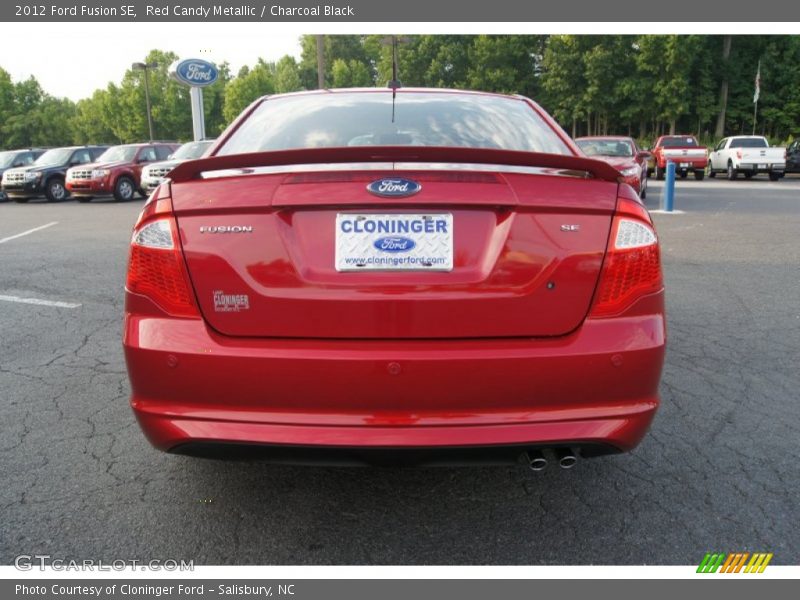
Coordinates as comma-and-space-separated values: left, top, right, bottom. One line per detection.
170, 59, 219, 87
367, 178, 422, 198
373, 236, 416, 253
697, 552, 773, 573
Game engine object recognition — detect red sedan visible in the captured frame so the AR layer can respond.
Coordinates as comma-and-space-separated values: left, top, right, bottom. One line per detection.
575, 136, 650, 199
124, 89, 666, 469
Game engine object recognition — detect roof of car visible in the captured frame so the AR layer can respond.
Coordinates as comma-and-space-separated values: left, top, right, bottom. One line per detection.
258, 87, 526, 102
112, 142, 178, 147
575, 136, 634, 141
40, 145, 107, 151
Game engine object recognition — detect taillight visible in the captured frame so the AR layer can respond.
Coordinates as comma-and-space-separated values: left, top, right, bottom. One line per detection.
591, 195, 663, 317
736, 150, 742, 160
126, 186, 199, 317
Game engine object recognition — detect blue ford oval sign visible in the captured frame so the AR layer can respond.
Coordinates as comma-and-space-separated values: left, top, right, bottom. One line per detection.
170, 59, 219, 87
373, 236, 417, 253
367, 178, 422, 198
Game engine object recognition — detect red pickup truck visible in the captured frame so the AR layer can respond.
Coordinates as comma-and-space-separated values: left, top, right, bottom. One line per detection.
651, 135, 708, 181
66, 142, 178, 202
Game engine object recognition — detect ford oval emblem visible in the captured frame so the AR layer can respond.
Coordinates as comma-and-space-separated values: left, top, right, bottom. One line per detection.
170, 59, 219, 88
367, 178, 422, 197
373, 236, 417, 253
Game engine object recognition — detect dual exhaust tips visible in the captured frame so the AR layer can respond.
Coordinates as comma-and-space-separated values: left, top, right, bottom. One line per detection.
524, 448, 577, 471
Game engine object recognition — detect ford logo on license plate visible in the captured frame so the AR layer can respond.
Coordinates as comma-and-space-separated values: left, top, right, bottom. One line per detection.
373, 236, 417, 253
367, 178, 422, 197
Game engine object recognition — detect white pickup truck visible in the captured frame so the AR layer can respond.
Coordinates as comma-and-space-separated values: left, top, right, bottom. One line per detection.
707, 136, 786, 181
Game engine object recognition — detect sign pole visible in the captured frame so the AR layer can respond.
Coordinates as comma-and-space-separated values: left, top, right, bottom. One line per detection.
190, 86, 206, 141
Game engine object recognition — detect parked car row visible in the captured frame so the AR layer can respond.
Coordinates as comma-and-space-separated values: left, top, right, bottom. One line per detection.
2, 145, 109, 202
0, 140, 214, 203
575, 134, 799, 190
3, 134, 797, 205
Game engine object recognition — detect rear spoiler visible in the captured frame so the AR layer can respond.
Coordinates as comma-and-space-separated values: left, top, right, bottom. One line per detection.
168, 146, 623, 184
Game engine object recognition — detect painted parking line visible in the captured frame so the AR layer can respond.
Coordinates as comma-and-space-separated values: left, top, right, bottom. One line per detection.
0, 294, 81, 309
0, 221, 59, 244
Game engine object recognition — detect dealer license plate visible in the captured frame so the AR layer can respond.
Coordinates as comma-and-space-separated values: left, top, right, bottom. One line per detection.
335, 213, 454, 272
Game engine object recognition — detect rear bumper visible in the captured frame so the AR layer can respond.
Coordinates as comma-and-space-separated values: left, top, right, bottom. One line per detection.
659, 158, 707, 170
737, 163, 785, 173
124, 292, 665, 455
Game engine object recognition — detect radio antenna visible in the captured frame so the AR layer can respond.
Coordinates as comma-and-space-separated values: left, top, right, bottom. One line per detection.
386, 35, 402, 123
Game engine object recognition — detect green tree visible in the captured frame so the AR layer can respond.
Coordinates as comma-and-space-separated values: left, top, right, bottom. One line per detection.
2, 76, 46, 147
203, 61, 232, 138
71, 89, 119, 144
274, 55, 303, 93
467, 35, 542, 96
223, 59, 276, 123
0, 68, 15, 147
541, 35, 589, 137
331, 58, 373, 87
299, 35, 371, 88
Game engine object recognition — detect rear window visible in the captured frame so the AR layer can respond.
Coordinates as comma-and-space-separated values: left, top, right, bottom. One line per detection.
729, 137, 768, 148
171, 141, 213, 160
576, 139, 634, 157
217, 92, 571, 156
659, 137, 698, 148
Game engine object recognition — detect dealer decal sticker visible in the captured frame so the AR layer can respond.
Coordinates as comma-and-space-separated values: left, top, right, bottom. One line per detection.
213, 290, 249, 312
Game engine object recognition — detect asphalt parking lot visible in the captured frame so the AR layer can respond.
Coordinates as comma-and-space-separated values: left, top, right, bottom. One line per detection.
1, 176, 799, 566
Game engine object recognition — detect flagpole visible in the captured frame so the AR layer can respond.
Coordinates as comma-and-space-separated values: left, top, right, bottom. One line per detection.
753, 59, 760, 135
753, 100, 758, 135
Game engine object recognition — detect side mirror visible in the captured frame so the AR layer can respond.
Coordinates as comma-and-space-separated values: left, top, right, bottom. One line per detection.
637, 151, 652, 161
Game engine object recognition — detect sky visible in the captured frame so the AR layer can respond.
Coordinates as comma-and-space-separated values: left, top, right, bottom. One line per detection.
0, 23, 303, 101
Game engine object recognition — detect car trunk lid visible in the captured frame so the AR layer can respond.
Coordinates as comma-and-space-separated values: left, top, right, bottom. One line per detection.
172, 162, 618, 339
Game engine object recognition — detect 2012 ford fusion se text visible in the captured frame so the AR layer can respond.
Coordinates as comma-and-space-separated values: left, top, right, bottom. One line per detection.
123, 89, 666, 469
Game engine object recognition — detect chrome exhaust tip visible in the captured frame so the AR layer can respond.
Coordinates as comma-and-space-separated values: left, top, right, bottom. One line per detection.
556, 448, 577, 469
524, 450, 548, 472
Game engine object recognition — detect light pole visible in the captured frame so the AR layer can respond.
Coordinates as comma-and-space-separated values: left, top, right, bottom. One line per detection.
316, 35, 325, 89
132, 61, 157, 141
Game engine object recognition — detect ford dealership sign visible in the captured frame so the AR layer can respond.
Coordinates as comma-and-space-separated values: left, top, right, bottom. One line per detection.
170, 59, 218, 87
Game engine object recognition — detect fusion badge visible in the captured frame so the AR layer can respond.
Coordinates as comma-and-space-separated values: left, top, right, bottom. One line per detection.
200, 226, 253, 233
